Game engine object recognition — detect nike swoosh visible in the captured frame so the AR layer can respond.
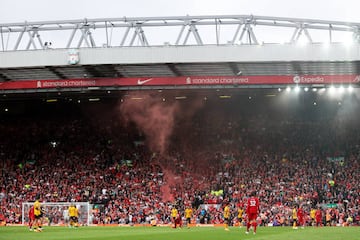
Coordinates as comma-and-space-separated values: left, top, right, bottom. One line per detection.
137, 78, 153, 85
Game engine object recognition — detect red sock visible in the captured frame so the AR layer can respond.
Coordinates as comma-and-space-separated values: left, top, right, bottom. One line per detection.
253, 222, 257, 233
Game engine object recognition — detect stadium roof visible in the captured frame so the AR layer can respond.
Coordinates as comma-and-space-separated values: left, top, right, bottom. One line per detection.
1, 57, 360, 81
0, 15, 360, 97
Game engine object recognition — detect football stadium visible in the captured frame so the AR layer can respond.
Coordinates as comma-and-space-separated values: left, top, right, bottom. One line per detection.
0, 14, 360, 240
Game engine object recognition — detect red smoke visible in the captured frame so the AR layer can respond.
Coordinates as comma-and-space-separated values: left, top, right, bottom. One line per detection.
118, 91, 205, 203
119, 91, 179, 154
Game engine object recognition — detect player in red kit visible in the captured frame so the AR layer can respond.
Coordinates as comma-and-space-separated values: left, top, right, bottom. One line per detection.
246, 191, 260, 235
28, 205, 35, 231
315, 207, 322, 227
297, 205, 305, 229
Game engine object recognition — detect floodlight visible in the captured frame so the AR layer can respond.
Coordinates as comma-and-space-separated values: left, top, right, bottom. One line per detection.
328, 86, 335, 94
339, 86, 345, 93
348, 86, 354, 93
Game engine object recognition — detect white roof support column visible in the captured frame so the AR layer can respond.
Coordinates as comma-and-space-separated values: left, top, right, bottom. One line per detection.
66, 26, 78, 49
175, 25, 186, 45
176, 21, 203, 45
13, 28, 25, 50
239, 23, 258, 45
129, 25, 149, 46
189, 23, 203, 45
291, 24, 313, 44
120, 26, 131, 47
231, 22, 258, 45
77, 25, 95, 48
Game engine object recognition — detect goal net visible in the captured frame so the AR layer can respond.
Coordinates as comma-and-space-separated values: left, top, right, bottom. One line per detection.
22, 202, 91, 226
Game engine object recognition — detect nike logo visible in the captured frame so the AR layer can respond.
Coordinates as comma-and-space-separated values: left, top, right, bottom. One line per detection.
137, 78, 153, 85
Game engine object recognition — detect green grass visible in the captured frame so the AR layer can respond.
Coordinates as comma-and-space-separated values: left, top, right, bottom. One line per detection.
0, 226, 359, 240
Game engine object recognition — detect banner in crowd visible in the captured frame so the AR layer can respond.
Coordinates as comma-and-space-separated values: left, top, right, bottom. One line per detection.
0, 75, 359, 90
326, 156, 345, 162
199, 204, 221, 210
326, 156, 345, 166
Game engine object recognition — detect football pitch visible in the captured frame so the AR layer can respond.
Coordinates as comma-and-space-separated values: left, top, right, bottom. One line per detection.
0, 226, 359, 240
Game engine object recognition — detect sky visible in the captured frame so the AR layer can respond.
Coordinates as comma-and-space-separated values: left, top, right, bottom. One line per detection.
1, 0, 360, 24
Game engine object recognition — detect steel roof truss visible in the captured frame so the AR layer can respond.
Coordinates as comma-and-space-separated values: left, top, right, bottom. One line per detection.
120, 26, 131, 47
77, 26, 93, 48
66, 26, 78, 48
129, 25, 149, 46
13, 28, 25, 50
176, 23, 203, 45
291, 25, 313, 44
25, 29, 43, 50
3, 15, 360, 50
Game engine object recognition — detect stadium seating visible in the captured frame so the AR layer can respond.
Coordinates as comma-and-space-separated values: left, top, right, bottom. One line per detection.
0, 100, 359, 226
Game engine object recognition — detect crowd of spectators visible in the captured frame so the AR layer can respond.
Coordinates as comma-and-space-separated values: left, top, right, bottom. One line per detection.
0, 96, 359, 227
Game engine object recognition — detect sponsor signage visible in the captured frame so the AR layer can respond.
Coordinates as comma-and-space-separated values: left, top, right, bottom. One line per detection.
0, 75, 359, 90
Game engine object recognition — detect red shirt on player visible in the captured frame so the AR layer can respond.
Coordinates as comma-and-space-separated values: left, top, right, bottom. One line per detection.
29, 206, 35, 220
246, 192, 260, 234
247, 196, 259, 214
315, 208, 322, 226
297, 206, 305, 226
28, 205, 35, 229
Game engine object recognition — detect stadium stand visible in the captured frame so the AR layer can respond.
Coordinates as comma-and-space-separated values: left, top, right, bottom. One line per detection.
0, 94, 359, 226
